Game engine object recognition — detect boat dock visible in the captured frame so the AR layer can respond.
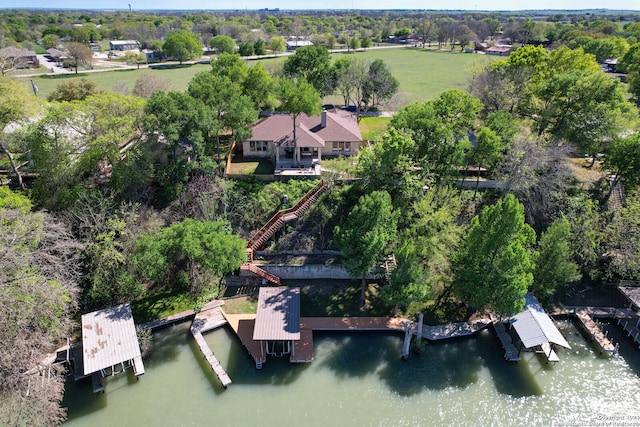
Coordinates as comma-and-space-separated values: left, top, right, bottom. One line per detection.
617, 313, 640, 349
140, 309, 196, 331
560, 306, 630, 354
224, 314, 492, 367
574, 309, 617, 354
190, 301, 232, 388
492, 321, 521, 361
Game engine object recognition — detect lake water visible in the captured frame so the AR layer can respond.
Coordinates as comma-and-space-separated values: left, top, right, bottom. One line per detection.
62, 319, 640, 426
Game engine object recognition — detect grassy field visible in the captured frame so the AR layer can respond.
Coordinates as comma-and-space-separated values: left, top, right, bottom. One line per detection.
359, 116, 392, 141
330, 47, 496, 105
22, 48, 495, 105
23, 63, 214, 101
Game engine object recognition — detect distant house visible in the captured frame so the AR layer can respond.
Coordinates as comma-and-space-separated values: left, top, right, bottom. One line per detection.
143, 49, 162, 62
286, 38, 313, 51
0, 46, 39, 68
243, 110, 362, 168
109, 40, 140, 51
486, 45, 512, 56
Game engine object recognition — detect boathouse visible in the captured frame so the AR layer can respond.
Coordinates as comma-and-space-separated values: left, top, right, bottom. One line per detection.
510, 294, 571, 363
252, 287, 301, 368
81, 303, 144, 392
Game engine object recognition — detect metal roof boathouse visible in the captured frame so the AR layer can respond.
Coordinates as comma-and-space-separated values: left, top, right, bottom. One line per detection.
81, 303, 145, 392
253, 287, 301, 368
509, 294, 571, 363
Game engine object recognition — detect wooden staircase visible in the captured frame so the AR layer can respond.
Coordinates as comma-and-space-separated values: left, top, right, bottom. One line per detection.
609, 178, 626, 212
240, 180, 328, 287
240, 263, 282, 286
384, 254, 397, 285
247, 180, 327, 252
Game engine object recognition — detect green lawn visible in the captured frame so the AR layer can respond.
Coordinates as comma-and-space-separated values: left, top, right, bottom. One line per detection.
23, 63, 214, 101
330, 47, 497, 105
359, 116, 392, 141
21, 48, 495, 104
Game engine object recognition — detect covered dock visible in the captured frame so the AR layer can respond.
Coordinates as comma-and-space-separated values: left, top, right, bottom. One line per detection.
252, 287, 301, 368
81, 304, 144, 392
510, 294, 571, 363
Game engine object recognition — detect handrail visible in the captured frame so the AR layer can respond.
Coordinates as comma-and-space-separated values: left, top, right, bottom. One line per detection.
242, 263, 281, 285
247, 180, 326, 250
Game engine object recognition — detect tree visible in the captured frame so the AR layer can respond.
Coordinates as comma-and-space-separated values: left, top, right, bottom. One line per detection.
144, 90, 209, 167
66, 41, 93, 74
268, 36, 285, 57
188, 71, 257, 175
360, 36, 372, 50
0, 77, 40, 190
391, 90, 482, 182
382, 240, 432, 312
283, 45, 333, 95
238, 41, 254, 56
29, 93, 146, 209
334, 190, 397, 307
471, 127, 504, 198
452, 194, 536, 315
407, 185, 464, 278
133, 219, 246, 295
243, 63, 276, 110
163, 29, 203, 64
122, 50, 146, 69
0, 188, 81, 426
532, 217, 580, 299
602, 192, 640, 280
349, 37, 361, 51
276, 78, 321, 167
363, 58, 399, 109
356, 128, 421, 203
210, 35, 236, 55
41, 34, 60, 49
132, 72, 171, 99
604, 134, 640, 189
47, 77, 98, 102
253, 39, 267, 56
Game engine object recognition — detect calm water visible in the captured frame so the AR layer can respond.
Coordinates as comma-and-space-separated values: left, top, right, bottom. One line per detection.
62, 320, 640, 426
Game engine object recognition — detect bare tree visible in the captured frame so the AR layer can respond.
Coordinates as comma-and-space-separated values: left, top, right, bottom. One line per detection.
66, 42, 93, 74
0, 197, 82, 427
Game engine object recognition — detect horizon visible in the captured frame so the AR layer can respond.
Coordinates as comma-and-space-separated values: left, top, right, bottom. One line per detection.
1, 3, 639, 12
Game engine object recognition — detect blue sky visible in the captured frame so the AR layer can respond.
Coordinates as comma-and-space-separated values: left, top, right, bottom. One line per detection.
2, 0, 638, 11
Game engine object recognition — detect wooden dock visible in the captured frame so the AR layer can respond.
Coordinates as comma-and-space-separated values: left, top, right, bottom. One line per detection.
190, 301, 232, 388
574, 309, 617, 354
223, 313, 265, 367
420, 319, 490, 340
492, 321, 521, 361
140, 309, 196, 331
225, 315, 492, 368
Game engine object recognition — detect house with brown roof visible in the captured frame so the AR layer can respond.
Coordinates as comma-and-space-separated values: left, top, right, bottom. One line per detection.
243, 109, 362, 176
0, 46, 39, 70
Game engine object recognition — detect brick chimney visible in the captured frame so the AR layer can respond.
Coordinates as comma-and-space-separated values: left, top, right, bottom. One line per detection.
321, 111, 327, 128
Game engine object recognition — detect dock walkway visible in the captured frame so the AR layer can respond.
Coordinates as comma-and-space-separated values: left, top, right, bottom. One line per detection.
573, 309, 618, 354
492, 321, 521, 361
190, 301, 232, 388
225, 315, 490, 367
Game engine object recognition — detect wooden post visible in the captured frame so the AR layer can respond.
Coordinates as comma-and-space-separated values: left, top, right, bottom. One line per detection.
415, 313, 424, 354
402, 329, 411, 360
